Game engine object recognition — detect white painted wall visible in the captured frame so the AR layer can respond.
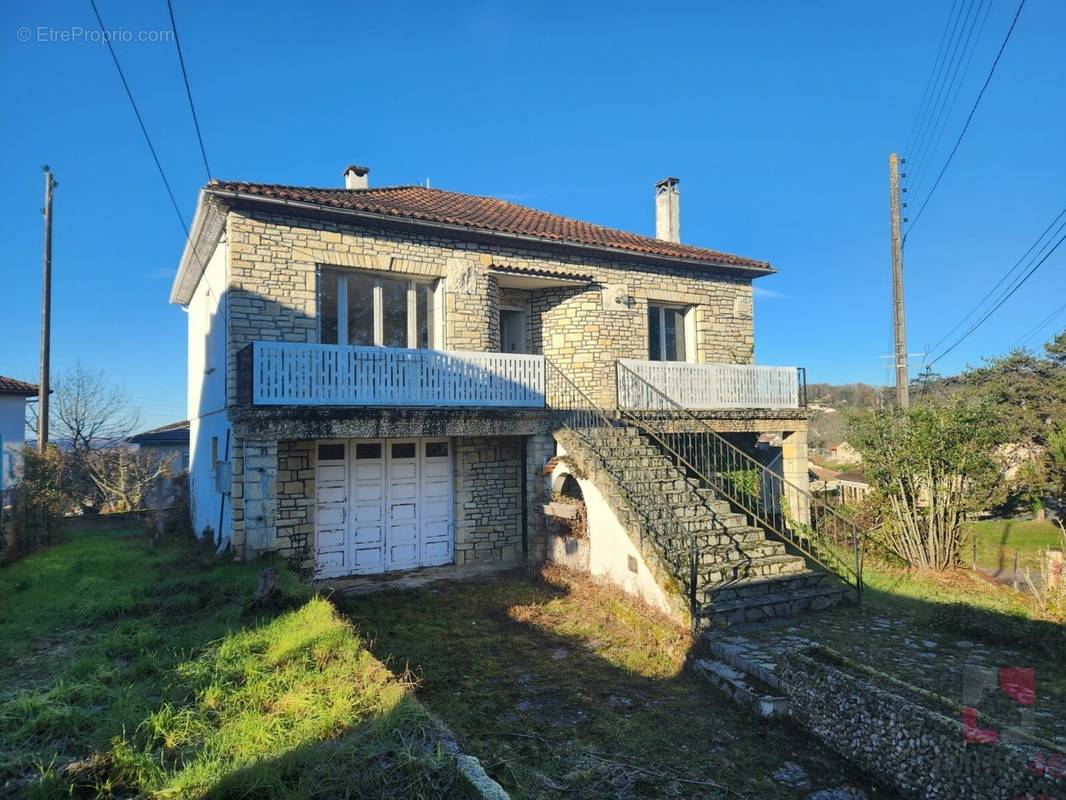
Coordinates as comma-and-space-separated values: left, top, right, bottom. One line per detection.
0, 395, 28, 490
550, 448, 676, 617
186, 236, 231, 544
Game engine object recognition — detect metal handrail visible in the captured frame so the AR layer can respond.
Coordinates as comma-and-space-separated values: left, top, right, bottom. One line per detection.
615, 361, 864, 594
544, 359, 706, 631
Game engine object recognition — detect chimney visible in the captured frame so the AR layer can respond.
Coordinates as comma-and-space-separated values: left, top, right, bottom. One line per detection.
343, 164, 369, 190
655, 177, 680, 243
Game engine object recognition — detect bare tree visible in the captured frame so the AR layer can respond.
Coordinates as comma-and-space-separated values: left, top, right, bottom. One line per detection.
48, 362, 140, 452
89, 449, 174, 513
28, 363, 143, 512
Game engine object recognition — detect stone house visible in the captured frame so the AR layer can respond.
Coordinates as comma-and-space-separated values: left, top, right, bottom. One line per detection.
827, 440, 862, 466
171, 167, 855, 626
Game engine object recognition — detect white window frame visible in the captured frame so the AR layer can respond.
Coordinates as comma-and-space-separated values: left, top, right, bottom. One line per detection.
319, 269, 444, 349
647, 302, 697, 363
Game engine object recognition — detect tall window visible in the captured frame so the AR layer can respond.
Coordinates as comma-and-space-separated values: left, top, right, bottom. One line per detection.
319, 269, 440, 349
647, 303, 691, 362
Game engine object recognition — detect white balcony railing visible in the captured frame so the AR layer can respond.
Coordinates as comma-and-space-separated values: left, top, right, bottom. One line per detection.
243, 341, 545, 408
617, 359, 801, 410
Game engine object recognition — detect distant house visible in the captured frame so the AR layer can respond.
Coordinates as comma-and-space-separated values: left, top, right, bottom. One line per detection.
129, 420, 191, 475
0, 376, 38, 491
827, 441, 862, 466
808, 463, 841, 496
836, 471, 871, 505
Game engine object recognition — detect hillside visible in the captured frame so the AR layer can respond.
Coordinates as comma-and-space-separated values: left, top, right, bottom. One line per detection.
804, 383, 884, 449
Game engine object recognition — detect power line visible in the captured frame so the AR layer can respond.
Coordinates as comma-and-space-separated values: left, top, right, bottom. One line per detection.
929, 229, 1066, 365
903, 0, 964, 158
906, 0, 993, 201
166, 0, 211, 179
89, 0, 225, 324
906, 0, 985, 191
1004, 300, 1066, 354
904, 0, 1027, 243
924, 205, 1066, 357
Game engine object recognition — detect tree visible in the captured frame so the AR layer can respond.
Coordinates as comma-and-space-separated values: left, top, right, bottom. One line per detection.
48, 362, 140, 452
849, 400, 1004, 570
1046, 329, 1066, 366
35, 363, 142, 512
88, 448, 173, 513
1048, 425, 1066, 503
947, 342, 1066, 512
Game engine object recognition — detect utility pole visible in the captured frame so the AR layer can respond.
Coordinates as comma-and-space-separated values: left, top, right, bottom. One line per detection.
888, 153, 909, 409
38, 166, 56, 451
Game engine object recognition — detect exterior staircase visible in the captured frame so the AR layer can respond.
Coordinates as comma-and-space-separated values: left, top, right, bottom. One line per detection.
556, 422, 853, 629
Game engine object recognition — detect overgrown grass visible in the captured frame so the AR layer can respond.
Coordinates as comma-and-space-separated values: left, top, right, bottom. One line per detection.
341, 565, 884, 799
963, 517, 1063, 572
0, 531, 463, 798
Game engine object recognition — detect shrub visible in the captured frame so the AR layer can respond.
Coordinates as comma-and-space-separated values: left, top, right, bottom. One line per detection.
3, 446, 72, 561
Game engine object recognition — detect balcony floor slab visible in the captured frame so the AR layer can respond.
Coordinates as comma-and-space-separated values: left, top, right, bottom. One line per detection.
231, 405, 552, 440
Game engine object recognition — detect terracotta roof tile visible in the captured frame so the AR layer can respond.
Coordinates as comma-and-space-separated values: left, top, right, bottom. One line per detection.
0, 375, 38, 396
208, 181, 771, 271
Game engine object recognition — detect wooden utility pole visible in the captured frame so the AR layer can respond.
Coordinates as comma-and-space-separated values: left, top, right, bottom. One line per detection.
37, 167, 56, 451
888, 153, 909, 409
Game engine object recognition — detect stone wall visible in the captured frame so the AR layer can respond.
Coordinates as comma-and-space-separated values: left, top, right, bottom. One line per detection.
454, 437, 525, 564
224, 209, 756, 409
780, 649, 1065, 799
231, 432, 549, 573
274, 440, 315, 574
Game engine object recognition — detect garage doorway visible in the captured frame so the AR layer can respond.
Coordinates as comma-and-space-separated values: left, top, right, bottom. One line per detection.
315, 437, 453, 578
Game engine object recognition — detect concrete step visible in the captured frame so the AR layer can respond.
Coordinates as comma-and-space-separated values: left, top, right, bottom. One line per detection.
691, 658, 788, 718
704, 571, 834, 601
659, 527, 770, 551
701, 637, 787, 693
662, 540, 786, 566
696, 554, 808, 587
700, 573, 853, 626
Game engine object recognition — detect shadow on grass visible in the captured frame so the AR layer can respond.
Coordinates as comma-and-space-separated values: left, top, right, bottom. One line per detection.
335, 568, 890, 800
0, 531, 466, 800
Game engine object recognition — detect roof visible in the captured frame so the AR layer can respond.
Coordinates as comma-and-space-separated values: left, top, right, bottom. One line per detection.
836, 470, 869, 485
0, 375, 38, 396
809, 464, 839, 481
206, 181, 773, 272
129, 420, 190, 446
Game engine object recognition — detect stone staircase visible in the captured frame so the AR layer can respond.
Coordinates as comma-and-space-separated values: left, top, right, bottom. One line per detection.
558, 423, 852, 627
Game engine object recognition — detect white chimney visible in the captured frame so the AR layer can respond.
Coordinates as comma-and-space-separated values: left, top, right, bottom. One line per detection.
343, 164, 369, 190
655, 177, 680, 243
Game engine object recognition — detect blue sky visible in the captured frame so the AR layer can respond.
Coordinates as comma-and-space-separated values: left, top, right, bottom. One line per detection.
2, 0, 1064, 428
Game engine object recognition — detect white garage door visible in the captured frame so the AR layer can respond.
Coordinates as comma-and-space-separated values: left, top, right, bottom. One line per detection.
314, 438, 453, 578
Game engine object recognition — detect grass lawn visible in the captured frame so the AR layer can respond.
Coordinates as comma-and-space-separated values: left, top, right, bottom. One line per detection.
340, 566, 890, 799
0, 530, 465, 799
964, 517, 1064, 573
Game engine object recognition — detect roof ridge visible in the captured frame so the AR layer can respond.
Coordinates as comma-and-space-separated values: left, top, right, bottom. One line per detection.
205, 180, 773, 271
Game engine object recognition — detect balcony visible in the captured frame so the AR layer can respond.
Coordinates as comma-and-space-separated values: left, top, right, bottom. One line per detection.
238, 341, 545, 408
616, 359, 805, 410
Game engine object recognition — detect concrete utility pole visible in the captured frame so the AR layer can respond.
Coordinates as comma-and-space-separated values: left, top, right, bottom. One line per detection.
888, 153, 909, 409
38, 166, 56, 451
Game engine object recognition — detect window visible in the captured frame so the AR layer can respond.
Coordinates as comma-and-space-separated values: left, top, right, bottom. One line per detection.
318, 443, 346, 461
425, 441, 449, 458
647, 303, 691, 362
355, 442, 382, 460
210, 436, 219, 472
391, 442, 417, 459
319, 269, 441, 349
